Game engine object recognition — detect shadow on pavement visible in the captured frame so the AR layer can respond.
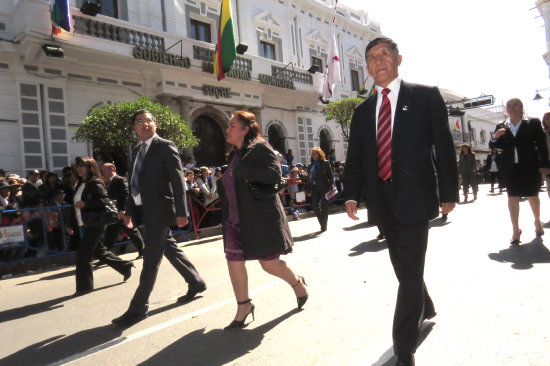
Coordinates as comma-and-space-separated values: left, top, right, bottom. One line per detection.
342, 221, 374, 231
182, 236, 223, 248
0, 324, 124, 365
138, 309, 301, 366
429, 217, 451, 228
16, 269, 74, 286
488, 238, 550, 269
349, 239, 387, 257
292, 232, 322, 242
370, 321, 435, 366
0, 283, 123, 324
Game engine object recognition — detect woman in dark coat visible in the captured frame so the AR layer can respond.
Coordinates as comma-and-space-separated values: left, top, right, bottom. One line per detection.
67, 156, 133, 297
308, 147, 333, 232
489, 98, 550, 244
219, 111, 308, 330
457, 143, 478, 202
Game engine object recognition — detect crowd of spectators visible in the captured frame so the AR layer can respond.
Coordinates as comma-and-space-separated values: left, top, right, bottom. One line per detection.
0, 150, 346, 262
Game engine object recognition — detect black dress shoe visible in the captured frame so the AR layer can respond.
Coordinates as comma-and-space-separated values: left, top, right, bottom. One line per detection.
72, 289, 93, 297
122, 263, 135, 282
423, 310, 437, 320
376, 233, 385, 240
396, 354, 415, 366
112, 311, 147, 326
177, 281, 207, 303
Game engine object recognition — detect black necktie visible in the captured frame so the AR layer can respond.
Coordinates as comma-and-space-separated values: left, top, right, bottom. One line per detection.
131, 143, 146, 195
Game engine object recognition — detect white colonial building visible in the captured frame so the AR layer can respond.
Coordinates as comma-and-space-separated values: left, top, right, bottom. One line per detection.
0, 0, 384, 175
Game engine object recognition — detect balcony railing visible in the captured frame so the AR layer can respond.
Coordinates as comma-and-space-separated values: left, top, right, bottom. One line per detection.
73, 15, 165, 51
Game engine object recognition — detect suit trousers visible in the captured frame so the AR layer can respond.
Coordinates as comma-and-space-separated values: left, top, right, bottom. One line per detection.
102, 220, 145, 255
128, 219, 203, 314
76, 225, 130, 292
377, 179, 435, 355
311, 186, 328, 230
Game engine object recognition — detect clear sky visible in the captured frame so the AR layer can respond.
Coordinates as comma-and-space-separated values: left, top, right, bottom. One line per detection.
340, 0, 550, 119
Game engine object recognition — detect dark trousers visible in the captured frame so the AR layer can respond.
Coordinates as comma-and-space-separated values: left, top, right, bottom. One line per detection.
102, 220, 144, 255
489, 172, 501, 192
311, 187, 328, 230
76, 225, 131, 292
378, 179, 434, 355
128, 220, 203, 314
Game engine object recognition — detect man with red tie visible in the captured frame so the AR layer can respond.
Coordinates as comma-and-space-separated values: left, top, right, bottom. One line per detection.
344, 37, 458, 366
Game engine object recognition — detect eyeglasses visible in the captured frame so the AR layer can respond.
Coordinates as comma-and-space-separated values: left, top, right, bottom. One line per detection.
135, 118, 155, 125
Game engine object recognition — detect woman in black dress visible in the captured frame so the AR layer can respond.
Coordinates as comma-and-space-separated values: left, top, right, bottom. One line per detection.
489, 98, 550, 244
219, 111, 308, 329
67, 156, 134, 297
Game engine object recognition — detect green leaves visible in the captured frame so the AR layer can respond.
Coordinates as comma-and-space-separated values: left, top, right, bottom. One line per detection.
74, 97, 199, 155
323, 97, 364, 142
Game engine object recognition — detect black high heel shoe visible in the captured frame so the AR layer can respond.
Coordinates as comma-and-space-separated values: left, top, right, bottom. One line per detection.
224, 299, 255, 330
292, 276, 308, 309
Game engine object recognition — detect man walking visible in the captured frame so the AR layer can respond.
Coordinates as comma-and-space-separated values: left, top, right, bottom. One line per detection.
112, 109, 206, 326
101, 162, 144, 259
344, 37, 458, 366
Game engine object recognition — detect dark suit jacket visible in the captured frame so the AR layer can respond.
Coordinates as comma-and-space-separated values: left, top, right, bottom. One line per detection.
488, 119, 549, 179
107, 175, 128, 212
73, 178, 109, 228
308, 159, 333, 193
344, 80, 459, 224
126, 135, 188, 227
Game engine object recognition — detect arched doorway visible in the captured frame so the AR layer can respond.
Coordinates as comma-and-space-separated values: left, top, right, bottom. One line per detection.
268, 124, 286, 154
192, 115, 226, 166
319, 128, 332, 158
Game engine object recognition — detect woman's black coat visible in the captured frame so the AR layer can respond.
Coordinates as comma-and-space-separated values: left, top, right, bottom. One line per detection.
73, 178, 109, 227
308, 159, 333, 193
218, 139, 293, 259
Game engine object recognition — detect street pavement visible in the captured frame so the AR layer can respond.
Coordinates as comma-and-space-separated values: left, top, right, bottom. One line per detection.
1, 184, 550, 366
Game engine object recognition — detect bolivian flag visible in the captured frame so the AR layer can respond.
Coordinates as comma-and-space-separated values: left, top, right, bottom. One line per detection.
50, 0, 71, 35
454, 119, 461, 130
213, 0, 236, 81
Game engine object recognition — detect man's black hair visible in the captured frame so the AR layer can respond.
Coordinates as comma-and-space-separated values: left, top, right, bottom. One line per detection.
365, 37, 399, 63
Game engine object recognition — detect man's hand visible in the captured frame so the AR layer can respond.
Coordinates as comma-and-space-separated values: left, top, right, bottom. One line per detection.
493, 128, 506, 139
346, 201, 359, 220
441, 202, 456, 214
118, 210, 125, 219
176, 216, 189, 228
123, 215, 133, 229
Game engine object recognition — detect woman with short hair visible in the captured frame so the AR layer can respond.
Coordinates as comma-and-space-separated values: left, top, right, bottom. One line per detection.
308, 147, 334, 232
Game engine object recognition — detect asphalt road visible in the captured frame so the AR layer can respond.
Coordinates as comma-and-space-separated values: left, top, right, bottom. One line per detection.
1, 184, 550, 366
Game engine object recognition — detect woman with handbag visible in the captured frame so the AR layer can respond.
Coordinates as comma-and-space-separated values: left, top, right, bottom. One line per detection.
67, 156, 134, 297
219, 111, 308, 330
308, 147, 333, 232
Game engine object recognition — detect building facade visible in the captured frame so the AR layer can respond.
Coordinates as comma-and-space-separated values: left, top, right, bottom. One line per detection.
0, 0, 384, 175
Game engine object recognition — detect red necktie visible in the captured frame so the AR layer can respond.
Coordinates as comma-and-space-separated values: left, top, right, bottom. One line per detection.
377, 88, 392, 181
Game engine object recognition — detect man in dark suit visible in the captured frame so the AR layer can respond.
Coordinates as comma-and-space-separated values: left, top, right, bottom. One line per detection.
101, 162, 144, 259
112, 109, 206, 326
344, 37, 458, 366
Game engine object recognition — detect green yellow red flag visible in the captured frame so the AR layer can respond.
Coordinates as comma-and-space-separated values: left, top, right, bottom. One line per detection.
213, 0, 236, 81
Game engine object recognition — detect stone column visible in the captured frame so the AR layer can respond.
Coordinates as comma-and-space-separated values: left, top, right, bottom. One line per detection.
177, 96, 192, 124
157, 94, 172, 107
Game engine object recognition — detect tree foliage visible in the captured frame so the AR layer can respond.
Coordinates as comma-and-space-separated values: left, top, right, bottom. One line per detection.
74, 97, 199, 160
323, 97, 364, 142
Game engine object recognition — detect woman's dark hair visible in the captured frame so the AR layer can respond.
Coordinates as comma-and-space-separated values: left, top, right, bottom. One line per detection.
232, 110, 264, 149
46, 172, 58, 185
310, 147, 327, 162
543, 112, 550, 130
459, 144, 474, 156
75, 156, 102, 182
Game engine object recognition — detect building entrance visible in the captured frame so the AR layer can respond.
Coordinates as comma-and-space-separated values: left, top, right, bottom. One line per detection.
192, 115, 226, 166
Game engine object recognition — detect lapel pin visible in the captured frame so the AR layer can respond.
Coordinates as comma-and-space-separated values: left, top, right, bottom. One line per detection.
402, 105, 408, 111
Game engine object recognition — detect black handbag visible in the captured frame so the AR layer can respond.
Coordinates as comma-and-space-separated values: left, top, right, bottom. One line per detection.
246, 177, 286, 200
83, 199, 119, 226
